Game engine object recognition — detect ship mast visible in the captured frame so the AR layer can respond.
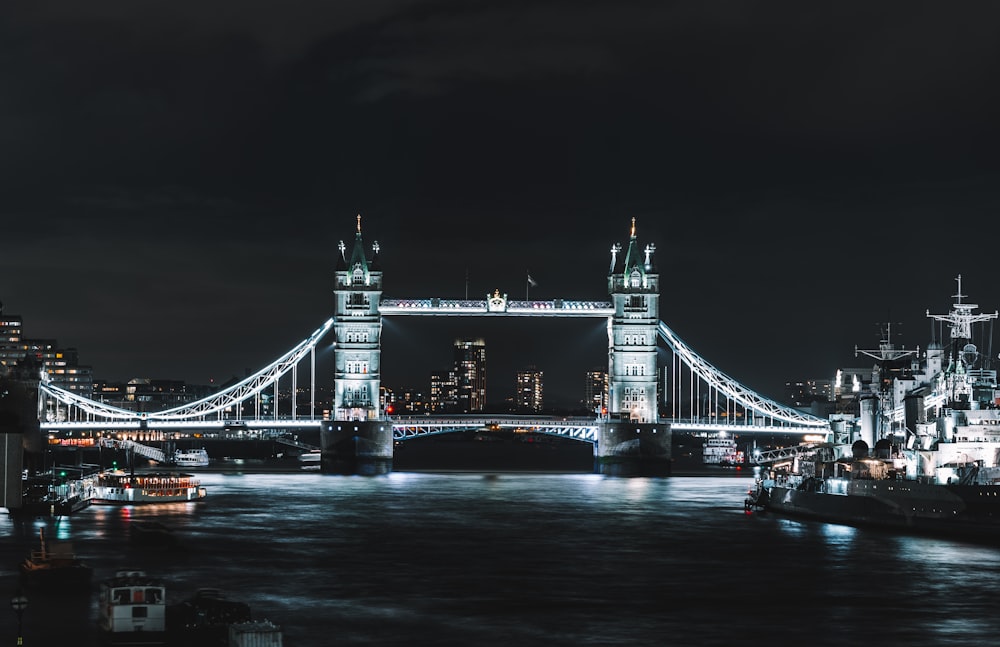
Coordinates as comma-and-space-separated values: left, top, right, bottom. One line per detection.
856, 321, 917, 441
926, 275, 997, 343
926, 274, 998, 404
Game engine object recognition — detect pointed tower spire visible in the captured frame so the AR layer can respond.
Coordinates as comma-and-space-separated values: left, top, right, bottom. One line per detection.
349, 213, 370, 273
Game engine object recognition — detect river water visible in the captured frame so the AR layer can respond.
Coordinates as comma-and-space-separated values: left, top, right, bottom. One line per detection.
2, 469, 1000, 646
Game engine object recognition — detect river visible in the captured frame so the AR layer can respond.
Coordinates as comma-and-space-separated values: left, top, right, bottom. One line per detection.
2, 469, 1000, 646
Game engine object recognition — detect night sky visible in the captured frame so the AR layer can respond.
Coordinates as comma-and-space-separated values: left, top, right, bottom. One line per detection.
3, 2, 1000, 408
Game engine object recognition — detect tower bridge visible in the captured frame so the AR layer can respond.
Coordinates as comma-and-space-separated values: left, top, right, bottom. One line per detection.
33, 216, 832, 477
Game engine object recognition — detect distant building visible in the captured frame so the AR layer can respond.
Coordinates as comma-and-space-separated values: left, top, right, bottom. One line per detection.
784, 379, 835, 407
429, 368, 457, 413
584, 368, 608, 415
515, 366, 544, 412
453, 338, 487, 413
91, 378, 197, 414
0, 300, 93, 395
397, 387, 429, 414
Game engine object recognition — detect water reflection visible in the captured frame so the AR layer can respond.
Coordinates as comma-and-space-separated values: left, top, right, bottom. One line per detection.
2, 473, 1000, 646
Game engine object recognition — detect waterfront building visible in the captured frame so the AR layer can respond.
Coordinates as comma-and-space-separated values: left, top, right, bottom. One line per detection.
0, 300, 93, 395
453, 338, 487, 413
515, 366, 544, 412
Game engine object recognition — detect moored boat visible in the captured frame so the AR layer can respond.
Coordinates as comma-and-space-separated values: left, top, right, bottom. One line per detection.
173, 447, 210, 468
98, 570, 168, 645
298, 449, 321, 470
90, 470, 207, 505
702, 434, 743, 466
747, 277, 1000, 541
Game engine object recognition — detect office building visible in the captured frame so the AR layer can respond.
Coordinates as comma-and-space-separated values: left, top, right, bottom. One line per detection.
515, 366, 544, 412
453, 338, 486, 413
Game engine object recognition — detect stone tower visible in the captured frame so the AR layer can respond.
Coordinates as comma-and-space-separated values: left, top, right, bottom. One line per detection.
607, 217, 659, 423
322, 216, 393, 475
332, 215, 383, 421
596, 219, 670, 476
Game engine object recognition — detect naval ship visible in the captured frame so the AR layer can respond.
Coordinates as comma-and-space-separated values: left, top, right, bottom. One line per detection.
747, 276, 1000, 541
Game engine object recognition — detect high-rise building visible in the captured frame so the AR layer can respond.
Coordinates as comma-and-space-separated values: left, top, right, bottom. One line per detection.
515, 366, 544, 412
0, 300, 93, 394
453, 338, 487, 412
584, 368, 608, 415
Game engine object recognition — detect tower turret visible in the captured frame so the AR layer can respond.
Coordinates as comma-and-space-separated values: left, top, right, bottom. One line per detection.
332, 215, 383, 421
607, 218, 659, 423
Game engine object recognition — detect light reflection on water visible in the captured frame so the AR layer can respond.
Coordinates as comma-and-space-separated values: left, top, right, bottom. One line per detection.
2, 472, 1000, 646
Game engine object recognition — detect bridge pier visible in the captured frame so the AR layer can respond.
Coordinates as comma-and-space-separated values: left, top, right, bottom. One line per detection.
594, 421, 672, 477
320, 421, 394, 476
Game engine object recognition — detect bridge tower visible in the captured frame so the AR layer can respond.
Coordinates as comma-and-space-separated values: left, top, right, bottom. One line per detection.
596, 219, 671, 476
320, 216, 394, 475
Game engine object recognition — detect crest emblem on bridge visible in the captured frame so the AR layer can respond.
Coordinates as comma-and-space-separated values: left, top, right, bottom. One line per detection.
487, 290, 508, 313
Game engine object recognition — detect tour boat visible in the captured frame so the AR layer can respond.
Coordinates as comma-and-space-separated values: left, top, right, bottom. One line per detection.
19, 527, 93, 592
90, 470, 207, 505
746, 277, 1000, 541
173, 447, 210, 467
702, 435, 743, 465
98, 570, 168, 644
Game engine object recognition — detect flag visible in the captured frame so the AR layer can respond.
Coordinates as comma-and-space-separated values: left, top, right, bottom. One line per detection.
527, 272, 538, 287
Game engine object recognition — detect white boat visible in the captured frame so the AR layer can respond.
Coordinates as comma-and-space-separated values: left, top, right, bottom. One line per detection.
298, 449, 321, 470
702, 435, 743, 465
173, 448, 210, 467
98, 570, 168, 644
90, 470, 207, 505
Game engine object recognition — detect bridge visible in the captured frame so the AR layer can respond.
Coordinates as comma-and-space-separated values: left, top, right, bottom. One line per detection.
33, 217, 836, 476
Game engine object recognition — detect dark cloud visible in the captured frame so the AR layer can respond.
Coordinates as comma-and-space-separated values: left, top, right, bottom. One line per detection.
3, 1, 1000, 404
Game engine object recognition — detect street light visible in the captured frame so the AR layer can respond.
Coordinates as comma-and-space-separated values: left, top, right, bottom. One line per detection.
10, 591, 27, 645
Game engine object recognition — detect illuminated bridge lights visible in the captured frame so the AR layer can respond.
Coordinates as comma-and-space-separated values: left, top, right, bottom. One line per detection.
379, 298, 615, 317
35, 310, 895, 438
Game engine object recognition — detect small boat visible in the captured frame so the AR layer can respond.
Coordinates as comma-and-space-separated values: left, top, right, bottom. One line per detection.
298, 449, 321, 470
90, 470, 207, 505
19, 527, 93, 592
173, 448, 210, 468
98, 570, 168, 645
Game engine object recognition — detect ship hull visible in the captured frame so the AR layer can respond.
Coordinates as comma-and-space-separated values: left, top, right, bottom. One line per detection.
763, 482, 1000, 541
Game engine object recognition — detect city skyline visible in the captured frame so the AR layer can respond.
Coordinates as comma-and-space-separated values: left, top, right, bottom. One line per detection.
3, 3, 1000, 405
